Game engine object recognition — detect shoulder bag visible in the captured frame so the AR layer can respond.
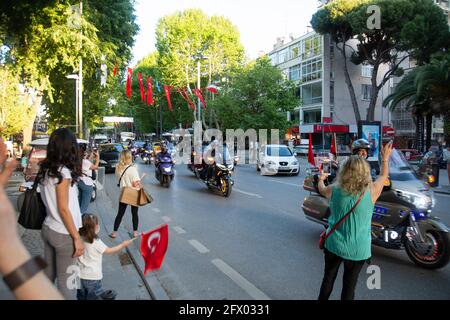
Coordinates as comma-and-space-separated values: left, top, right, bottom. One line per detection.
18, 179, 47, 230
319, 192, 364, 250
118, 165, 153, 207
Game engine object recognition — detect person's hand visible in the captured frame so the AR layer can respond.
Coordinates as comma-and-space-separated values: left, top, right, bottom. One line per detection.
318, 170, 329, 182
73, 237, 85, 258
122, 238, 136, 248
381, 141, 394, 162
132, 180, 142, 188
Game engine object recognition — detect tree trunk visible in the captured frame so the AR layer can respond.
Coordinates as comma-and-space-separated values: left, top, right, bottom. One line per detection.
425, 113, 433, 151
366, 64, 381, 121
338, 43, 361, 123
22, 94, 42, 153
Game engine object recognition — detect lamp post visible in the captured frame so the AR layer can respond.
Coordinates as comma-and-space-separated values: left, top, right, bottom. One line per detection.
67, 74, 80, 135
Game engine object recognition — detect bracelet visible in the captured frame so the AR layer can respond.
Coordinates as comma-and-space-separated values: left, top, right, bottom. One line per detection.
3, 256, 47, 291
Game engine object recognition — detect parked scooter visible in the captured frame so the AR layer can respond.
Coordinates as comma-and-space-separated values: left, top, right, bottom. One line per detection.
301, 149, 450, 269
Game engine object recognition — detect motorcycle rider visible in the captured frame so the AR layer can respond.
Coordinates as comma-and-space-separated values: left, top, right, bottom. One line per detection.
351, 138, 380, 177
155, 142, 172, 171
202, 140, 222, 184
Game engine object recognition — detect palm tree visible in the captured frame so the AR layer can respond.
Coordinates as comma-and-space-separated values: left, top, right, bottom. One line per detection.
384, 53, 450, 150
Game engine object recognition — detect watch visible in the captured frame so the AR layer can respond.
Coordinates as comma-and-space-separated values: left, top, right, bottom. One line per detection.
3, 256, 47, 291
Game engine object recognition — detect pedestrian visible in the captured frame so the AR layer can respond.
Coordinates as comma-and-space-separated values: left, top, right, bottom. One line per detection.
316, 141, 393, 300
77, 213, 135, 300
109, 150, 142, 239
0, 138, 63, 300
36, 128, 84, 299
78, 144, 100, 214
443, 144, 450, 185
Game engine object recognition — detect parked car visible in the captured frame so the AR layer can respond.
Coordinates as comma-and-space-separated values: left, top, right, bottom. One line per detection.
399, 149, 423, 165
99, 143, 123, 173
256, 144, 299, 176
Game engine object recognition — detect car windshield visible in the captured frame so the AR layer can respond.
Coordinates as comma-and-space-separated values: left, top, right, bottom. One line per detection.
267, 146, 292, 157
99, 144, 122, 153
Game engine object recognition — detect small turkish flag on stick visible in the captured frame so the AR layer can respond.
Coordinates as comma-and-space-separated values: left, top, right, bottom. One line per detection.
140, 224, 169, 275
308, 133, 315, 167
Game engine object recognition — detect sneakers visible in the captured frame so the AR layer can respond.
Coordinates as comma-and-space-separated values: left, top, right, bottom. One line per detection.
100, 289, 117, 300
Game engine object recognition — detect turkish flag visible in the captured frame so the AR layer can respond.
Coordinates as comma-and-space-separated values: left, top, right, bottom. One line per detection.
140, 224, 169, 275
330, 133, 337, 156
147, 77, 154, 106
193, 88, 207, 108
126, 67, 132, 99
164, 85, 173, 111
138, 72, 145, 102
308, 133, 315, 167
178, 88, 195, 110
113, 64, 117, 77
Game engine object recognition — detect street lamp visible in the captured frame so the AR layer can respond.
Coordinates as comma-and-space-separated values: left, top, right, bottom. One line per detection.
67, 74, 80, 135
194, 54, 209, 123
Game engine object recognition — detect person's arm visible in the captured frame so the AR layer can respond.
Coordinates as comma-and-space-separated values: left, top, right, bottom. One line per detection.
317, 171, 333, 199
104, 239, 135, 255
89, 151, 100, 170
55, 179, 84, 258
130, 167, 142, 189
371, 141, 393, 204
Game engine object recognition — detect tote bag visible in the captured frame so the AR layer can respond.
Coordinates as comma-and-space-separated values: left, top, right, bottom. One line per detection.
18, 180, 47, 230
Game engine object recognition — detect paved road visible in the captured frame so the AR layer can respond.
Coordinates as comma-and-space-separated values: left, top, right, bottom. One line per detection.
102, 159, 450, 300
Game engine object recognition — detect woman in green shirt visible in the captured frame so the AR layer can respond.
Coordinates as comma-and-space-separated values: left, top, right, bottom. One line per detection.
317, 141, 393, 300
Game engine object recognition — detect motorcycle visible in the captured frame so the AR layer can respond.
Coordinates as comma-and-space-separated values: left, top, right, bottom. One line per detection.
155, 154, 174, 188
301, 149, 450, 269
140, 149, 152, 165
195, 156, 234, 197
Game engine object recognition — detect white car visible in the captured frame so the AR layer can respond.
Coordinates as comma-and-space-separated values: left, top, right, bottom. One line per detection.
257, 144, 300, 176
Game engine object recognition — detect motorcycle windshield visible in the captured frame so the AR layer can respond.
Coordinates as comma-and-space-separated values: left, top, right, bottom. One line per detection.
388, 149, 420, 181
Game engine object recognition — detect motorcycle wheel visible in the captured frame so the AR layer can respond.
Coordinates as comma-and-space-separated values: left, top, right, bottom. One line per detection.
91, 186, 97, 202
405, 230, 450, 269
165, 175, 171, 188
221, 178, 232, 197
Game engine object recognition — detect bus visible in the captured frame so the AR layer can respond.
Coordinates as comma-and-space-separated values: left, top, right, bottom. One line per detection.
120, 132, 135, 143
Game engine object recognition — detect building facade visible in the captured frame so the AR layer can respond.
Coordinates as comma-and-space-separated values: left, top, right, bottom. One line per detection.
268, 31, 391, 152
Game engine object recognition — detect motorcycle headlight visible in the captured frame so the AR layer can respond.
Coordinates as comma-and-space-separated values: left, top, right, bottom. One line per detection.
163, 167, 171, 173
395, 189, 431, 210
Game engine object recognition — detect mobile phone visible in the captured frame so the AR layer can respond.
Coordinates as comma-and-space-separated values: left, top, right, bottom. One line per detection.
322, 161, 331, 174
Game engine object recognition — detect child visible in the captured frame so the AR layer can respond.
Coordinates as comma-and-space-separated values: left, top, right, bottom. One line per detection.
77, 213, 135, 300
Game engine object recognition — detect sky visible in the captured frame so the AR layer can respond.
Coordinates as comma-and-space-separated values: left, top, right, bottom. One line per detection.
131, 0, 320, 66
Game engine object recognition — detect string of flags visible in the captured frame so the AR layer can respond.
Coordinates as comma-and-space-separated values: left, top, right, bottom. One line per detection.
111, 65, 219, 112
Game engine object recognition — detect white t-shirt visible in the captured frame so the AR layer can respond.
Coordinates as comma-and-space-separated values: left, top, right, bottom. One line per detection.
443, 149, 450, 162
80, 159, 94, 186
116, 165, 140, 190
78, 238, 108, 280
40, 166, 82, 235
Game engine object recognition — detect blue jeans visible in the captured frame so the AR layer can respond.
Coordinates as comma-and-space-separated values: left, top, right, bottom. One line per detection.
78, 180, 93, 214
77, 279, 104, 300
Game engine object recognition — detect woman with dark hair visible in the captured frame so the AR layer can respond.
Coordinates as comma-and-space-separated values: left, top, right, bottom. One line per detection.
37, 128, 84, 299
78, 144, 99, 214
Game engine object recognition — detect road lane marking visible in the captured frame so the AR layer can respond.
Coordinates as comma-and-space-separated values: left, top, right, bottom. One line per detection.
162, 216, 171, 223
173, 226, 186, 234
152, 208, 161, 213
188, 239, 210, 254
269, 179, 300, 187
234, 188, 263, 199
211, 259, 271, 300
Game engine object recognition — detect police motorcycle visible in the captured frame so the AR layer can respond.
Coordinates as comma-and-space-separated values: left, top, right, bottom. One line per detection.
155, 142, 174, 188
301, 139, 450, 269
140, 141, 152, 165
192, 141, 234, 197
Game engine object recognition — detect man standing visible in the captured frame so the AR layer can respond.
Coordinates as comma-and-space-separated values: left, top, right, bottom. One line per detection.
443, 144, 450, 185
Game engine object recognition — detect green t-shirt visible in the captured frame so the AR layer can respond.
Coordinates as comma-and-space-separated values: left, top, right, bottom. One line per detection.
325, 186, 374, 261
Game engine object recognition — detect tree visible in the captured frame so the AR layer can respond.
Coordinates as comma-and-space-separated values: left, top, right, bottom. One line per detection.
210, 57, 298, 135
312, 0, 450, 122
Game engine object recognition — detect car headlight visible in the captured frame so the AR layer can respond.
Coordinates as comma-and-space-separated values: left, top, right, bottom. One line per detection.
266, 161, 275, 166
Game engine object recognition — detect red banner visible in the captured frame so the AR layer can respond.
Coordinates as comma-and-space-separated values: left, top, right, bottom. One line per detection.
138, 72, 145, 102
164, 85, 173, 111
178, 88, 196, 110
308, 133, 315, 167
126, 67, 132, 99
140, 225, 169, 275
193, 88, 207, 109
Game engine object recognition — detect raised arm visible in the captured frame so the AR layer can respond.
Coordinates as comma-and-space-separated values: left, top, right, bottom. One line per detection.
371, 141, 393, 204
104, 238, 135, 255
317, 171, 333, 199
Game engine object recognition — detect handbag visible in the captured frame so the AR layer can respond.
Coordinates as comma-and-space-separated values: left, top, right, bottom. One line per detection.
119, 187, 153, 207
117, 165, 132, 187
319, 192, 364, 250
18, 179, 47, 230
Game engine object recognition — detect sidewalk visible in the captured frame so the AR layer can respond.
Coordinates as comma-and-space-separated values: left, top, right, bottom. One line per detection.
0, 184, 151, 300
433, 168, 450, 195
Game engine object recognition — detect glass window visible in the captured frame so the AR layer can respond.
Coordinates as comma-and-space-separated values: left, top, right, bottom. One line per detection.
289, 64, 301, 81
279, 48, 289, 63
267, 146, 293, 157
361, 64, 373, 77
290, 45, 299, 60
301, 82, 322, 105
361, 84, 372, 100
303, 110, 322, 124
301, 35, 322, 60
301, 57, 322, 83
269, 53, 278, 65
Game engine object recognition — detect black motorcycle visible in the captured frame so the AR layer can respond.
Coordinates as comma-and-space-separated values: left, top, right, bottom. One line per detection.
196, 160, 234, 197
301, 149, 450, 269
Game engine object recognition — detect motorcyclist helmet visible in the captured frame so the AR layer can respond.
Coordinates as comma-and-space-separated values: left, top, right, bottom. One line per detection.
161, 141, 168, 153
351, 138, 370, 158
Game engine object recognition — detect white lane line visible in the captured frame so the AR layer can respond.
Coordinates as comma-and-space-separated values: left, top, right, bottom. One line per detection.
152, 207, 161, 213
162, 216, 171, 223
173, 226, 186, 234
234, 188, 263, 199
268, 179, 300, 187
188, 239, 210, 254
211, 259, 271, 300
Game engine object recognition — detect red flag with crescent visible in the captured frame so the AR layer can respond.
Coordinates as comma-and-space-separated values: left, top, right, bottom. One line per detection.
126, 67, 133, 99
164, 85, 173, 111
147, 77, 154, 106
140, 224, 169, 275
138, 72, 145, 102
178, 88, 196, 110
193, 88, 207, 108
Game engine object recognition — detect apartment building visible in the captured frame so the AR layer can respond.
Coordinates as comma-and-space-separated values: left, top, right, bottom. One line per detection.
268, 31, 391, 151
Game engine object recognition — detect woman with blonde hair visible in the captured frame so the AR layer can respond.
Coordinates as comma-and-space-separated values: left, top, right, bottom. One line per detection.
317, 141, 393, 300
109, 150, 142, 239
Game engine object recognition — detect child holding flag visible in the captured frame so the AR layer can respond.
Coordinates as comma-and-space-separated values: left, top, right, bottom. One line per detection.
77, 214, 136, 300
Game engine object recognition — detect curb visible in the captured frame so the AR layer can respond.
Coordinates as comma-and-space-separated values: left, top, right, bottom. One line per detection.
95, 188, 170, 300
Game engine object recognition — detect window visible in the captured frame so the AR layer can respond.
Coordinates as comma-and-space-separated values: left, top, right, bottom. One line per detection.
330, 81, 334, 105
301, 82, 322, 105
303, 110, 322, 124
301, 35, 322, 60
290, 45, 299, 60
361, 64, 373, 77
289, 64, 301, 81
301, 57, 322, 83
278, 48, 289, 63
269, 53, 278, 65
361, 84, 372, 101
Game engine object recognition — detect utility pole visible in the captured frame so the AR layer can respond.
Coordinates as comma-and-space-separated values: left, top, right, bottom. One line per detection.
78, 0, 83, 139
197, 59, 201, 123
